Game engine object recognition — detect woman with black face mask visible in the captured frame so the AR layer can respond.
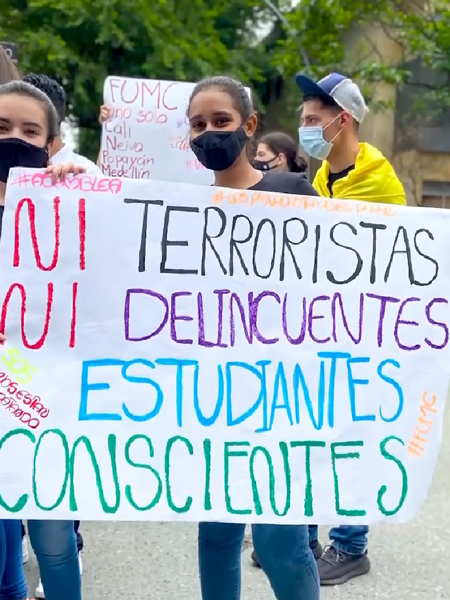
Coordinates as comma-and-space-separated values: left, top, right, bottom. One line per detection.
188, 76, 320, 600
0, 81, 85, 238
189, 77, 318, 200
253, 131, 308, 174
0, 80, 85, 600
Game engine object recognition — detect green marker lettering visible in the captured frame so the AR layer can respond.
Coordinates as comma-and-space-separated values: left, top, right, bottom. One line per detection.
203, 439, 212, 511
124, 434, 162, 511
249, 442, 291, 516
0, 428, 34, 512
33, 429, 69, 511
377, 435, 408, 516
165, 436, 193, 513
224, 441, 251, 515
290, 440, 326, 517
331, 441, 366, 517
69, 434, 120, 514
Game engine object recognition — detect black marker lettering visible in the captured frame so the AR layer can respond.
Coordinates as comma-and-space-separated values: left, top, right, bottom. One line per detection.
201, 207, 227, 276
327, 222, 363, 285
413, 229, 439, 286
253, 219, 276, 279
384, 226, 414, 284
160, 206, 199, 275
359, 221, 387, 284
229, 215, 253, 277
123, 198, 164, 272
280, 218, 308, 281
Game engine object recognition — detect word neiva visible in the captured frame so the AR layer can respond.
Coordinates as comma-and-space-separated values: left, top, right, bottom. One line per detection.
0, 372, 50, 430
0, 429, 407, 518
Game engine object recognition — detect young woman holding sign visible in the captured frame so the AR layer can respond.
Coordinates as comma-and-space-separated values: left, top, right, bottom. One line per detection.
0, 80, 86, 600
187, 76, 320, 600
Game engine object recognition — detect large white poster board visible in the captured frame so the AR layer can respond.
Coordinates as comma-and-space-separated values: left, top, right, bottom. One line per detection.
99, 76, 251, 185
0, 168, 449, 523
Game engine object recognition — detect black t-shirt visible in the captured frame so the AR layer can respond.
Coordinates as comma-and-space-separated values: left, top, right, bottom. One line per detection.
249, 171, 319, 196
0, 205, 4, 240
327, 165, 355, 196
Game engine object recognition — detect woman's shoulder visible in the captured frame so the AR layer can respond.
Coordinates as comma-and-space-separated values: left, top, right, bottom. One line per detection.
250, 171, 319, 197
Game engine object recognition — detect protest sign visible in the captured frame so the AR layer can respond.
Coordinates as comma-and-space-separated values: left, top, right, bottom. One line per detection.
99, 76, 250, 184
0, 42, 18, 63
0, 168, 449, 523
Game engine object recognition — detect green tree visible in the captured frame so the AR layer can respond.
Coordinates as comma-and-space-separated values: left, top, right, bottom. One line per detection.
273, 0, 450, 108
0, 0, 275, 156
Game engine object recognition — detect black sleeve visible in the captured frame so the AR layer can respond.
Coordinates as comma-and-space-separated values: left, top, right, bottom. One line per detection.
293, 174, 319, 197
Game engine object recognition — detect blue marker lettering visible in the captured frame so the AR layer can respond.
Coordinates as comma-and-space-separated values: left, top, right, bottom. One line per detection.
317, 352, 351, 428
79, 359, 124, 421
268, 362, 292, 430
193, 363, 224, 426
156, 359, 197, 427
226, 362, 264, 426
377, 359, 404, 422
346, 356, 375, 422
121, 359, 164, 422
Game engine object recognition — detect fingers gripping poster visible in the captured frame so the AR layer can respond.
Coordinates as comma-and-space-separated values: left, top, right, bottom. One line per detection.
99, 76, 251, 184
1, 168, 450, 523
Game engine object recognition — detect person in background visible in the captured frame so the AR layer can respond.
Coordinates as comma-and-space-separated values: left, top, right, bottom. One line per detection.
0, 80, 86, 600
295, 71, 406, 587
22, 73, 101, 174
188, 75, 320, 600
0, 46, 20, 86
253, 131, 307, 174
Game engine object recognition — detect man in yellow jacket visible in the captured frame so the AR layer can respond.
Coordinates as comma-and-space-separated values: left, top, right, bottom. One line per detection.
296, 72, 406, 586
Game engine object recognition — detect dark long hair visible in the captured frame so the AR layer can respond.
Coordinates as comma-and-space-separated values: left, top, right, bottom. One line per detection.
260, 131, 307, 173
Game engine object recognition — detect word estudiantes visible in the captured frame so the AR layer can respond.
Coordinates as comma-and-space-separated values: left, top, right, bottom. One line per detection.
125, 289, 448, 351
124, 198, 439, 285
78, 352, 404, 431
0, 428, 407, 520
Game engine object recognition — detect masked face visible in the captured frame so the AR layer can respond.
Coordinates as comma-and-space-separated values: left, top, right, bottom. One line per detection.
299, 113, 342, 161
0, 93, 49, 182
0, 138, 48, 183
253, 143, 284, 172
188, 87, 256, 172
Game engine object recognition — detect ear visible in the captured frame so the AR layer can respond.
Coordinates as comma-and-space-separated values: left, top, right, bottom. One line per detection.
47, 139, 56, 158
278, 153, 287, 167
340, 111, 353, 128
244, 114, 258, 137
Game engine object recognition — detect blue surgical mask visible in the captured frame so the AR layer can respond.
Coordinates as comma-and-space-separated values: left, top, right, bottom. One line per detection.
298, 115, 342, 161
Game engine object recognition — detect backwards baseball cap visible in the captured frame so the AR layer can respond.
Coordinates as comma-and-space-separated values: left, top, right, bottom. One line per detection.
295, 72, 368, 124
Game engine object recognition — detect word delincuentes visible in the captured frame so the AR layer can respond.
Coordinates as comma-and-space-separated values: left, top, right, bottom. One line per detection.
126, 289, 449, 351
0, 428, 408, 519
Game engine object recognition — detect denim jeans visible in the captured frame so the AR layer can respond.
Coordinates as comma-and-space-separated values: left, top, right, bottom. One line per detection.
199, 522, 319, 600
308, 525, 368, 555
28, 520, 81, 600
0, 520, 27, 600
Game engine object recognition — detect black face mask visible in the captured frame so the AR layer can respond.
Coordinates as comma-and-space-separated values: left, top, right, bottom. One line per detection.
0, 138, 49, 183
190, 128, 248, 171
252, 157, 279, 172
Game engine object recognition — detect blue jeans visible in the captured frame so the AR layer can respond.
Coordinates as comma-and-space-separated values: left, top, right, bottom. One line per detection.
199, 522, 319, 600
0, 520, 27, 600
308, 525, 368, 555
28, 520, 81, 600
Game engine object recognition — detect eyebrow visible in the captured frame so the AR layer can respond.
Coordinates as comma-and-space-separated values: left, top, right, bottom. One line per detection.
0, 117, 42, 129
189, 110, 233, 120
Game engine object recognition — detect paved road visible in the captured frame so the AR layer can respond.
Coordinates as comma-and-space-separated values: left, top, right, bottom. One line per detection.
24, 407, 450, 599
